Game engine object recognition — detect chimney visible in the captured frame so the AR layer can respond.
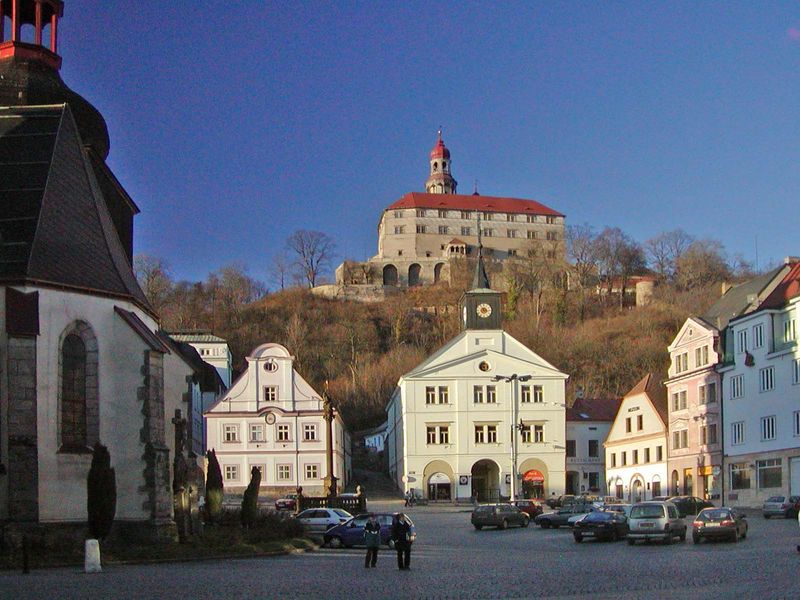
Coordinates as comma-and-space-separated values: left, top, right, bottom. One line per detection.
721, 282, 733, 296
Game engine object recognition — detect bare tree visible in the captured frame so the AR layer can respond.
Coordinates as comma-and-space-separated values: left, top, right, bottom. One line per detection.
286, 230, 336, 288
271, 251, 291, 291
134, 254, 173, 315
676, 239, 730, 290
566, 224, 599, 321
645, 230, 693, 282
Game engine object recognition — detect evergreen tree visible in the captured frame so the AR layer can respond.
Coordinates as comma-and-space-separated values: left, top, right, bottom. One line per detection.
205, 449, 224, 522
241, 466, 262, 528
87, 442, 116, 540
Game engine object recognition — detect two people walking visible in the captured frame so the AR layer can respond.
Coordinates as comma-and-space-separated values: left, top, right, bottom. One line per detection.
362, 512, 413, 570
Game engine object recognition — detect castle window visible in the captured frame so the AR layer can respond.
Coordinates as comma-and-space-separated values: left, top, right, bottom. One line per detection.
526, 215, 536, 223
416, 209, 426, 217
507, 229, 518, 238
461, 226, 471, 236
482, 212, 492, 221
416, 225, 426, 234
438, 226, 449, 234
438, 210, 448, 218
460, 211, 471, 219
61, 334, 87, 449
527, 231, 537, 239
546, 216, 556, 224
433, 162, 438, 171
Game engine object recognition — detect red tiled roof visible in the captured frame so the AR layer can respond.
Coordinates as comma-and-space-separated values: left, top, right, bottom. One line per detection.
625, 373, 668, 426
430, 137, 450, 159
761, 261, 800, 309
387, 192, 564, 217
566, 397, 622, 422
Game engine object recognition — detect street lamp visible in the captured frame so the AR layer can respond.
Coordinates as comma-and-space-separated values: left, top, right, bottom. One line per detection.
493, 374, 532, 501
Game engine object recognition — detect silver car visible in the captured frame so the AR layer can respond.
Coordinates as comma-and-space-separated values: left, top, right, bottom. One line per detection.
627, 501, 686, 545
296, 507, 353, 534
762, 495, 800, 519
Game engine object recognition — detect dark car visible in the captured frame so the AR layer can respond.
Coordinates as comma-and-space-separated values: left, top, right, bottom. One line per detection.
324, 513, 415, 549
667, 496, 714, 518
692, 507, 747, 543
274, 493, 298, 511
472, 503, 530, 530
573, 510, 629, 542
546, 494, 574, 509
534, 504, 593, 529
512, 499, 543, 518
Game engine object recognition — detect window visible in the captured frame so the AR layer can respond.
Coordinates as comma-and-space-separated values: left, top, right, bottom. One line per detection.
759, 367, 774, 392
527, 230, 537, 239
671, 390, 687, 411
533, 424, 544, 443
753, 324, 764, 348
546, 231, 558, 241
520, 424, 531, 443
521, 385, 531, 403
699, 382, 717, 404
701, 424, 718, 445
224, 465, 238, 481
426, 386, 436, 405
526, 215, 536, 223
277, 424, 290, 442
224, 424, 239, 443
416, 209, 426, 217
249, 423, 265, 442
416, 225, 427, 234
656, 446, 663, 462
730, 375, 744, 399
461, 226, 472, 236
305, 464, 319, 479
610, 453, 616, 467
474, 425, 497, 443
546, 216, 556, 224
460, 211, 471, 219
427, 425, 450, 444
695, 346, 709, 367
482, 228, 493, 237
566, 440, 576, 457
394, 226, 405, 234
672, 429, 688, 450
588, 439, 599, 458
61, 333, 88, 449
439, 426, 450, 444
486, 386, 497, 403
632, 450, 639, 464
636, 415, 643, 431
651, 481, 661, 497
438, 209, 448, 218
427, 426, 437, 444
757, 458, 782, 488
730, 463, 750, 490
737, 329, 747, 354
794, 359, 800, 384
533, 385, 543, 403
761, 415, 776, 441
264, 386, 278, 402
507, 229, 518, 238
438, 225, 449, 235
394, 210, 403, 218
621, 452, 627, 466
438, 386, 449, 404
625, 417, 631, 433
644, 447, 651, 463
784, 318, 797, 343
303, 424, 317, 441
674, 353, 688, 373
277, 464, 292, 481
795, 411, 800, 437
473, 386, 484, 404
482, 212, 492, 221
506, 214, 516, 222
251, 464, 265, 479
589, 472, 600, 490
731, 421, 745, 445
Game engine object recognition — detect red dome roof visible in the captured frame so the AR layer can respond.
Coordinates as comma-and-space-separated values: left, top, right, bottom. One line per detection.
429, 136, 450, 160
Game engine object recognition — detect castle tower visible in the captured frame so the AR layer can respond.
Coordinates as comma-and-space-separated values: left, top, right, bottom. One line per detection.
425, 129, 457, 194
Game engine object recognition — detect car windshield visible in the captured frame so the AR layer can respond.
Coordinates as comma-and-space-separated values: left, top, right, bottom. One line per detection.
698, 509, 730, 521
766, 496, 785, 503
631, 505, 665, 519
585, 512, 613, 523
475, 506, 496, 514
297, 510, 313, 518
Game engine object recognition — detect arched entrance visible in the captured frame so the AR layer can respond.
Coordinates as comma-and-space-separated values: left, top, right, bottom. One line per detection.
671, 470, 679, 496
423, 459, 455, 502
630, 475, 645, 503
408, 263, 421, 286
566, 471, 579, 495
651, 475, 662, 498
518, 458, 548, 499
383, 264, 398, 286
434, 262, 445, 283
471, 459, 500, 502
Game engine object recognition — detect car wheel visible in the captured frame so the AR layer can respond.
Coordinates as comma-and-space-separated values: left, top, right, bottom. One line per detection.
693, 535, 700, 544
627, 538, 635, 546
764, 514, 770, 519
474, 524, 483, 530
664, 532, 673, 545
500, 519, 508, 530
540, 521, 551, 529
328, 536, 343, 549
611, 530, 619, 542
552, 524, 560, 529
388, 539, 395, 549
731, 531, 739, 543
522, 518, 529, 528
573, 533, 583, 543
679, 530, 686, 542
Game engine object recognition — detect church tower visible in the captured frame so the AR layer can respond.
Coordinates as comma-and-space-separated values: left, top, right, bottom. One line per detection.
425, 129, 457, 194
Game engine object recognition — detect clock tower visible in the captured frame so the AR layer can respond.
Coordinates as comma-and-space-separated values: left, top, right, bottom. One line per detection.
460, 246, 502, 330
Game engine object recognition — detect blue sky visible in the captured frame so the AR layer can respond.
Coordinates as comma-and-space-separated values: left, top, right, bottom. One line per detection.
58, 2, 800, 285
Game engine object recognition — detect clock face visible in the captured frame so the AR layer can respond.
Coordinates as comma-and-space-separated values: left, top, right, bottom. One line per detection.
476, 303, 493, 318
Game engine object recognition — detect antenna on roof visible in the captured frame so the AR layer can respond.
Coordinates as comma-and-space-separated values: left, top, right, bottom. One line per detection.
473, 179, 479, 195
437, 125, 443, 140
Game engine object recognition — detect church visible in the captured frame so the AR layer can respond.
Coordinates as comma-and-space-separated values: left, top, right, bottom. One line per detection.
385, 253, 568, 502
1, 1, 202, 542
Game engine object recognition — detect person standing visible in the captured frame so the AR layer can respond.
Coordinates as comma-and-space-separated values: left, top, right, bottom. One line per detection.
404, 490, 411, 507
364, 513, 381, 568
391, 513, 412, 570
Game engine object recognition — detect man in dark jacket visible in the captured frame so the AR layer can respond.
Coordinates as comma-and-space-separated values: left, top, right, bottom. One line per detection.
363, 514, 381, 568
391, 513, 412, 570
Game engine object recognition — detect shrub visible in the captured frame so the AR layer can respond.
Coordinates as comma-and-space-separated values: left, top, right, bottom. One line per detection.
241, 466, 262, 528
205, 449, 224, 523
87, 442, 116, 540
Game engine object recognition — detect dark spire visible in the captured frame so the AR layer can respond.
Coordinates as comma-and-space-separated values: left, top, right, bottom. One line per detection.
472, 213, 490, 289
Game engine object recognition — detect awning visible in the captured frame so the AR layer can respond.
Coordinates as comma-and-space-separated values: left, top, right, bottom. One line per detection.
523, 469, 545, 483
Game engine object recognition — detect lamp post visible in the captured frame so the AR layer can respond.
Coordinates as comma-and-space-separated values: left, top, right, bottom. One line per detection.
493, 374, 531, 501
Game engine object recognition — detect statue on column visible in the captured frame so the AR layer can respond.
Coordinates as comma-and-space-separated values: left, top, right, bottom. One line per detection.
172, 409, 191, 543
322, 385, 338, 498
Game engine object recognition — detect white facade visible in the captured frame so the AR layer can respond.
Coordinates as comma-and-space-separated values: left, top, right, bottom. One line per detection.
566, 419, 613, 495
205, 343, 350, 495
385, 329, 568, 502
604, 375, 669, 502
721, 294, 800, 506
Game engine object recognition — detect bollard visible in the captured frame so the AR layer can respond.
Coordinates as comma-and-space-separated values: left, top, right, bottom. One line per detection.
84, 539, 102, 573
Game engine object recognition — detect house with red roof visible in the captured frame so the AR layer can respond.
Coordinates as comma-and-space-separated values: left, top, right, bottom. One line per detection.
566, 397, 622, 494
331, 132, 566, 292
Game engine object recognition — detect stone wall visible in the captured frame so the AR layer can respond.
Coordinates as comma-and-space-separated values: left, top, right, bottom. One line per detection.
7, 337, 37, 521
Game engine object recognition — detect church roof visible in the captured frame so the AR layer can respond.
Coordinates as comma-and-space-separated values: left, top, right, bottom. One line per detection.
387, 192, 564, 217
0, 104, 151, 312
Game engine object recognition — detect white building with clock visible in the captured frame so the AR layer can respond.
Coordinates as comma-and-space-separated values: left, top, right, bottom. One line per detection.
205, 343, 351, 495
385, 255, 568, 502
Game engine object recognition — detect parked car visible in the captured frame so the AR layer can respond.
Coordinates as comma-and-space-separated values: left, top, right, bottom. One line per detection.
692, 507, 747, 543
472, 503, 530, 530
627, 501, 686, 545
568, 505, 601, 527
762, 495, 800, 519
512, 499, 543, 518
275, 493, 299, 511
535, 504, 593, 529
602, 503, 633, 517
324, 513, 415, 548
667, 495, 714, 518
296, 507, 353, 534
573, 510, 629, 542
546, 494, 574, 509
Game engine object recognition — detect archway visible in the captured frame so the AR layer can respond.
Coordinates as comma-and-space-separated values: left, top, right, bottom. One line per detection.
671, 470, 679, 496
408, 263, 421, 287
423, 459, 455, 502
630, 475, 645, 503
519, 458, 548, 499
471, 459, 500, 502
434, 262, 445, 283
383, 264, 398, 286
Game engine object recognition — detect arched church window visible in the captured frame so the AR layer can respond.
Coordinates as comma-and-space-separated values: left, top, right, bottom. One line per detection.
442, 161, 447, 169
433, 162, 438, 171
61, 334, 87, 449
